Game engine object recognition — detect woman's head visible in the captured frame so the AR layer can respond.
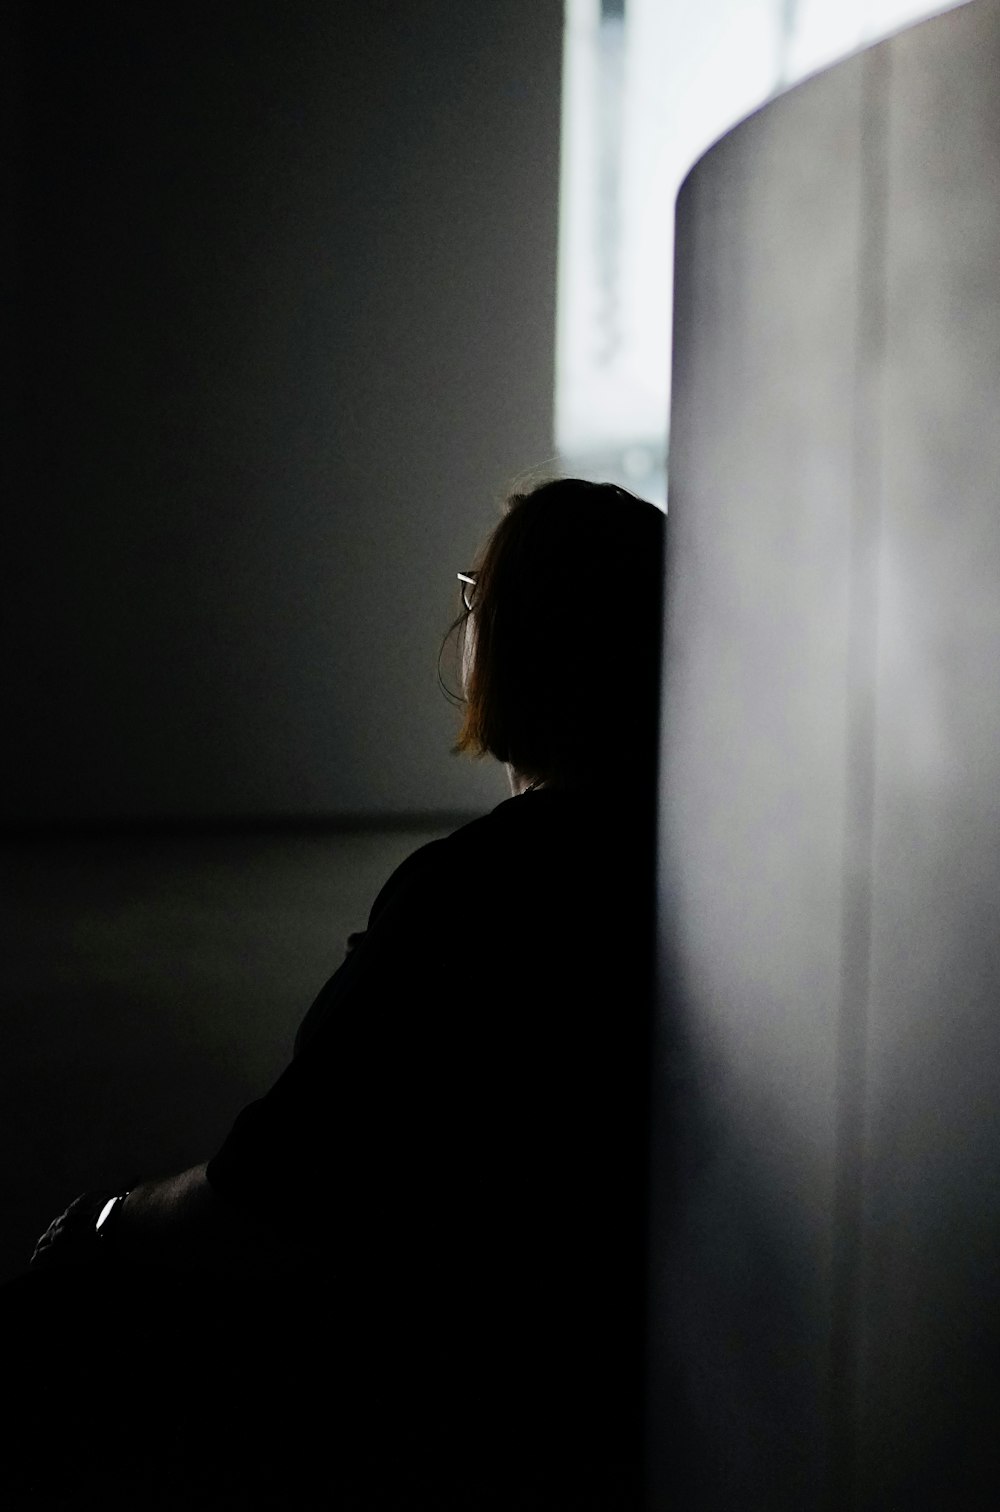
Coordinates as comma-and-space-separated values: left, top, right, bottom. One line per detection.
452, 477, 665, 790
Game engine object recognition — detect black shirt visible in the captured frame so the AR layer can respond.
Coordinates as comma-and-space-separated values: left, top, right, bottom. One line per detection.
206, 787, 654, 1498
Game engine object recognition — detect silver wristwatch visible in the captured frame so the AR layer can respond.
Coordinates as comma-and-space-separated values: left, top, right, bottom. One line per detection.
94, 1191, 131, 1239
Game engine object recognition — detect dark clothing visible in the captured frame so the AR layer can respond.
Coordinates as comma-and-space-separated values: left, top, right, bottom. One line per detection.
210, 788, 651, 1245
4, 790, 655, 1508
209, 787, 655, 1501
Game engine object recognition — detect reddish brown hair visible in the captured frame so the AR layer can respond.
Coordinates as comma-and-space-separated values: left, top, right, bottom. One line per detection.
453, 478, 664, 788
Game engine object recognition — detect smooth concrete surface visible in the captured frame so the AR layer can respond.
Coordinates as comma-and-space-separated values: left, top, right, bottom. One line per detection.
654, 49, 867, 1509
0, 824, 454, 1287
860, 5, 1000, 1502
655, 1, 999, 1506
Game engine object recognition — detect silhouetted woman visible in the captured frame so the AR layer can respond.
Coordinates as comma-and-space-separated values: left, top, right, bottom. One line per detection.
11, 477, 665, 1509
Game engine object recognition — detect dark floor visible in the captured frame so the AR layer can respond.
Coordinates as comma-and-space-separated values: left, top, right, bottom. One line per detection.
1, 822, 458, 1284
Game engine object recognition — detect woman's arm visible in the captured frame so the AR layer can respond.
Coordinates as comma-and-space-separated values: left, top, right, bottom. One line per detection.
32, 1163, 314, 1278
32, 837, 453, 1281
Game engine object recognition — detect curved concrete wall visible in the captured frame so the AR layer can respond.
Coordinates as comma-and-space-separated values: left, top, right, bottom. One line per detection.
654, 2, 1000, 1506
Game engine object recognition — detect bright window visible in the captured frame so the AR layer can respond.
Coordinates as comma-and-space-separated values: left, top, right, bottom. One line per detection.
555, 0, 969, 506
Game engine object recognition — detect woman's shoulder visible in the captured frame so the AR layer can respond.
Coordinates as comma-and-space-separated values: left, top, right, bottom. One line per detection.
294, 787, 651, 1051
361, 787, 652, 947
362, 803, 513, 923
369, 792, 593, 895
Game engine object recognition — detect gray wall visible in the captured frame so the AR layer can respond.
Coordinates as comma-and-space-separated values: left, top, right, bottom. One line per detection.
6, 2, 564, 824
653, 1, 1000, 1506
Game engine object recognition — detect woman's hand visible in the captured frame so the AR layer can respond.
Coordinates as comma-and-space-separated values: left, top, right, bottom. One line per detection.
30, 1165, 316, 1278
30, 1191, 118, 1269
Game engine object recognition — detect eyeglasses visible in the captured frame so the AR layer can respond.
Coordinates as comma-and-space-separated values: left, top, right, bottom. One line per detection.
457, 570, 478, 613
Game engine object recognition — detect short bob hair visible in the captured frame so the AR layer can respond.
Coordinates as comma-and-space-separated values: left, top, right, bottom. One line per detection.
454, 477, 665, 789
